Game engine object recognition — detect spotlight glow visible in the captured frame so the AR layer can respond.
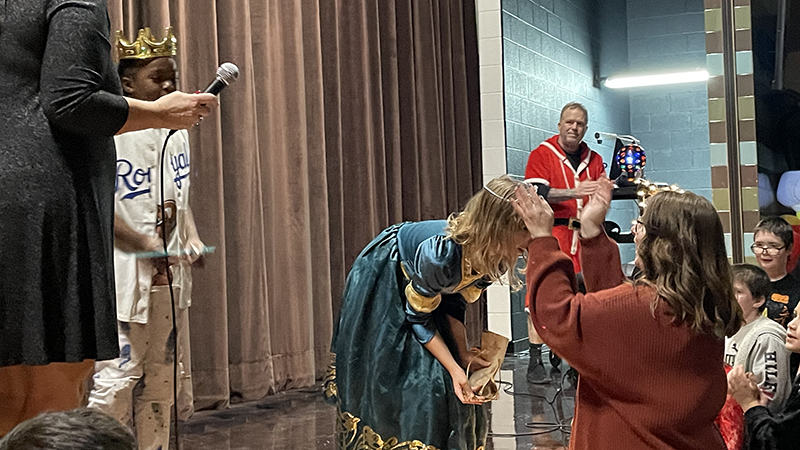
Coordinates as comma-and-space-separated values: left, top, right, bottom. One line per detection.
604, 70, 710, 89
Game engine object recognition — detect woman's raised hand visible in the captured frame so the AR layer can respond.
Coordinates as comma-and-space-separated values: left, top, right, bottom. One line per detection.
580, 176, 614, 239
512, 183, 553, 239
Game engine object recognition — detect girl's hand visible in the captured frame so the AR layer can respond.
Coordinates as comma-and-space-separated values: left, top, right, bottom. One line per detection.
451, 369, 484, 405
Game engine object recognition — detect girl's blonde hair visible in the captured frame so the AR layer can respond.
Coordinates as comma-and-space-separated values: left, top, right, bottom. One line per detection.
445, 175, 527, 290
636, 190, 742, 339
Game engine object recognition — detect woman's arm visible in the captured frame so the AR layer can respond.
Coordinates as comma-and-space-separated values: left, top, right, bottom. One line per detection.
117, 94, 216, 135
576, 177, 625, 292
744, 402, 800, 449
41, 2, 216, 136
512, 182, 618, 367
579, 232, 626, 292
442, 314, 489, 371
41, 2, 129, 135
424, 332, 482, 405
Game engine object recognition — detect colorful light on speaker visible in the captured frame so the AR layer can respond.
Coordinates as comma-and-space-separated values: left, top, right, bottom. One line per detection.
615, 144, 646, 181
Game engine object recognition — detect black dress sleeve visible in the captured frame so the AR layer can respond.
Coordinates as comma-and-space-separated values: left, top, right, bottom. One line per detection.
744, 383, 800, 450
40, 0, 129, 136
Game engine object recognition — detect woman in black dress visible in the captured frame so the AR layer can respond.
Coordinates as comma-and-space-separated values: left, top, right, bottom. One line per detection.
0, 0, 216, 435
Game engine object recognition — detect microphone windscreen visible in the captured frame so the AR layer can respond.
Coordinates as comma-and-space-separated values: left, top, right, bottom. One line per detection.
218, 63, 239, 84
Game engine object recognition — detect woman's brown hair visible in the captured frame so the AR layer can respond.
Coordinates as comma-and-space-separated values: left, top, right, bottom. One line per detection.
636, 190, 742, 338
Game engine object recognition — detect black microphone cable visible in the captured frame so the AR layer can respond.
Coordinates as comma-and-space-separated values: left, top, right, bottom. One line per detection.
486, 348, 573, 447
157, 129, 181, 450
153, 63, 238, 448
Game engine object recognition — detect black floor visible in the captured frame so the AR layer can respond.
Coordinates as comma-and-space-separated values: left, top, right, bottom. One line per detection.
177, 352, 574, 449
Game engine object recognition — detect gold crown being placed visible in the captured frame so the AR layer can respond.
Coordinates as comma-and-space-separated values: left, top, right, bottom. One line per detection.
116, 27, 177, 61
634, 178, 684, 210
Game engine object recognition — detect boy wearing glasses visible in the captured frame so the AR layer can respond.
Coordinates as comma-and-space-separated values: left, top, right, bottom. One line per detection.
752, 217, 800, 328
752, 217, 800, 378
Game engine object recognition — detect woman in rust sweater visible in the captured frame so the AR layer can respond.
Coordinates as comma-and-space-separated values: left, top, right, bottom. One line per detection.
513, 179, 742, 450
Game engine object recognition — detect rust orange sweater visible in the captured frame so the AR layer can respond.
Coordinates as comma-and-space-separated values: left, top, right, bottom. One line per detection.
526, 233, 727, 450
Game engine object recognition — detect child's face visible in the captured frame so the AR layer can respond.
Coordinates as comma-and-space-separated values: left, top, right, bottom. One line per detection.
733, 280, 764, 317
123, 57, 178, 102
753, 230, 790, 274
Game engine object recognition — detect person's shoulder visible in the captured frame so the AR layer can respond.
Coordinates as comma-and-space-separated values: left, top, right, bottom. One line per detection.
783, 272, 800, 285
527, 136, 560, 166
776, 273, 800, 295
47, 0, 106, 8
407, 232, 463, 288
46, 0, 106, 18
419, 233, 459, 261
752, 315, 788, 339
401, 220, 448, 238
400, 221, 457, 259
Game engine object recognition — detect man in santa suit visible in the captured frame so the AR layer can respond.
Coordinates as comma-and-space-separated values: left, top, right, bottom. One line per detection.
523, 102, 606, 383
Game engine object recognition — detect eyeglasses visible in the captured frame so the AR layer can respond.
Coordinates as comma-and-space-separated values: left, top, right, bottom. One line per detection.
750, 244, 786, 256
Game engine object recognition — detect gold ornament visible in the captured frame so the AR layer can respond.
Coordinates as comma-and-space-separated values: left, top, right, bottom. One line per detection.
634, 178, 684, 210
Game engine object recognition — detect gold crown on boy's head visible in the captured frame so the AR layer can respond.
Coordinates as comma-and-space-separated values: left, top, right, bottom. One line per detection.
115, 27, 177, 61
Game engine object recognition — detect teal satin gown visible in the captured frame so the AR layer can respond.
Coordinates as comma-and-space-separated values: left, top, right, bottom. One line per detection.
327, 221, 489, 450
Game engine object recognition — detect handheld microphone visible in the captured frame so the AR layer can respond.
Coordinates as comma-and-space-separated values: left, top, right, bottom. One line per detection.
203, 62, 240, 95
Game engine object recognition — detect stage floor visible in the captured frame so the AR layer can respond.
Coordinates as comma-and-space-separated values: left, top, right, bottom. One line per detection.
178, 353, 574, 449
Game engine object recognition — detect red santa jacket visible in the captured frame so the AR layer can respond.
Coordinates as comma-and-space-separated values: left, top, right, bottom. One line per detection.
525, 134, 605, 272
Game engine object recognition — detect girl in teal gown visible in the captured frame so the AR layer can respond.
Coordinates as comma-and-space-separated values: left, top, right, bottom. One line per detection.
327, 176, 532, 450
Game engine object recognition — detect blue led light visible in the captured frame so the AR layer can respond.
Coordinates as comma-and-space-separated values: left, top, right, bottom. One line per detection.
615, 144, 646, 180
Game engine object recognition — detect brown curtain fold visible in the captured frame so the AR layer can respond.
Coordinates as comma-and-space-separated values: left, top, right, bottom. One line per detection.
107, 0, 482, 409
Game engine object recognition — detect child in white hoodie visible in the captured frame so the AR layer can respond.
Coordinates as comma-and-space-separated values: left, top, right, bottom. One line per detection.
725, 264, 792, 412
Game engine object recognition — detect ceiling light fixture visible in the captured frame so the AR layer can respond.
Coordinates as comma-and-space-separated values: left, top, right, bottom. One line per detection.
604, 69, 710, 89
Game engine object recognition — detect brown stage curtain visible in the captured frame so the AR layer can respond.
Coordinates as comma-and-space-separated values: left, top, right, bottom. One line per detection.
107, 0, 483, 409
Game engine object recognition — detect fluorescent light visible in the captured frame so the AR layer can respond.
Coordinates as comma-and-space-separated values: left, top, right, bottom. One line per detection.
604, 70, 710, 89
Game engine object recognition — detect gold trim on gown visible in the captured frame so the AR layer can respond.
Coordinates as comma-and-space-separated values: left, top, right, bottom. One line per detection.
325, 354, 485, 450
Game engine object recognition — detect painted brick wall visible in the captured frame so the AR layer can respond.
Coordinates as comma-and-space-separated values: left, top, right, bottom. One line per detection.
627, 0, 711, 201
502, 0, 631, 177
501, 0, 637, 347
502, 0, 638, 265
498, 0, 710, 349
